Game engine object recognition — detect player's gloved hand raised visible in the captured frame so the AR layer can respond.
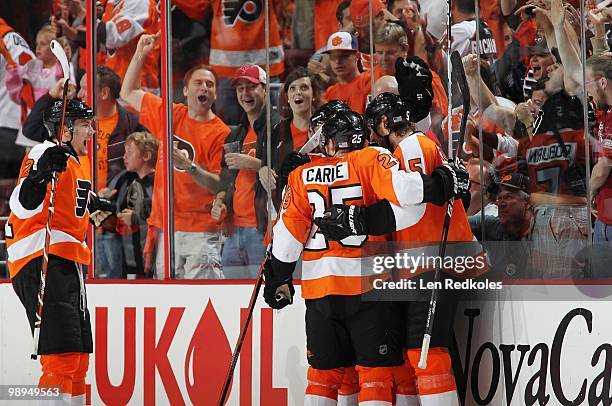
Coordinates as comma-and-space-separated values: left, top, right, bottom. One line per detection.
314, 204, 368, 241
88, 192, 116, 227
28, 145, 72, 184
263, 255, 295, 310
430, 162, 471, 206
395, 56, 433, 122
280, 152, 311, 184
278, 152, 311, 194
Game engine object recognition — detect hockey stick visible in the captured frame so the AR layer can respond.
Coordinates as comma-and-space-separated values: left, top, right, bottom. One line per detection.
218, 256, 267, 405
418, 50, 470, 369
298, 126, 323, 154
31, 40, 70, 360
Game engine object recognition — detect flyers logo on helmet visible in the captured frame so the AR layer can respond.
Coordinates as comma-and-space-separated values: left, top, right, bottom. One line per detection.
222, 0, 262, 27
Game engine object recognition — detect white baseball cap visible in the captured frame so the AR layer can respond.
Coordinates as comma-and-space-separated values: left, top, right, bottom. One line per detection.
323, 32, 358, 54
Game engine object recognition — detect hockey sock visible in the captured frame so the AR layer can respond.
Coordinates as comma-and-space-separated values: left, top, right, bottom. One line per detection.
305, 367, 345, 405
355, 366, 394, 405
406, 347, 459, 406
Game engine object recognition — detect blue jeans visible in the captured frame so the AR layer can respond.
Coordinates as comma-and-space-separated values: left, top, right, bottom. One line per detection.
594, 218, 611, 242
221, 227, 266, 279
95, 232, 124, 278
591, 219, 612, 278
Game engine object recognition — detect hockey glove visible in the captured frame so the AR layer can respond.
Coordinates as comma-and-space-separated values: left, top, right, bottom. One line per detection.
278, 152, 311, 194
263, 254, 296, 310
280, 152, 311, 184
89, 192, 116, 227
395, 56, 434, 123
427, 163, 471, 206
314, 204, 368, 241
28, 145, 72, 185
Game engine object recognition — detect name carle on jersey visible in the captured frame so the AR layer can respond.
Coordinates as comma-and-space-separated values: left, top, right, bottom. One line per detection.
303, 162, 349, 185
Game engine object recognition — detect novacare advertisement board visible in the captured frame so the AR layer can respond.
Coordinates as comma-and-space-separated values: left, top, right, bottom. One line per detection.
1, 282, 611, 405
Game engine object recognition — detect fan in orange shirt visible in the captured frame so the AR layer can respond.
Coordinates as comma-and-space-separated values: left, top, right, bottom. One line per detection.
121, 33, 230, 280
322, 31, 371, 114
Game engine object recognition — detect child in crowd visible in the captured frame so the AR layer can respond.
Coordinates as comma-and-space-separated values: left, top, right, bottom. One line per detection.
4, 26, 70, 107
106, 131, 158, 278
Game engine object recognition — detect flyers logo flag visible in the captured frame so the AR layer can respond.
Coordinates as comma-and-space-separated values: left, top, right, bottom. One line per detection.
223, 0, 263, 27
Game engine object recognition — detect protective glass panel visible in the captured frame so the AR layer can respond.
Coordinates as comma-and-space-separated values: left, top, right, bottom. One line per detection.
468, 0, 605, 281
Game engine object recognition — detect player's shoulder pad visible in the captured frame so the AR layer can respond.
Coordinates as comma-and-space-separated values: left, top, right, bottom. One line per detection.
350, 146, 400, 170
356, 145, 393, 157
350, 145, 394, 161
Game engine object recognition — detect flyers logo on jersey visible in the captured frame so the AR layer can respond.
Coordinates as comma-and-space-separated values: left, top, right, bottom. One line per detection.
281, 185, 292, 210
75, 179, 91, 217
223, 0, 263, 27
173, 135, 196, 172
302, 162, 349, 185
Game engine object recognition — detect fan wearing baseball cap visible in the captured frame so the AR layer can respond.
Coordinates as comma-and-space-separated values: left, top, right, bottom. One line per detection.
212, 64, 280, 279
350, 0, 396, 53
322, 31, 371, 114
468, 173, 534, 278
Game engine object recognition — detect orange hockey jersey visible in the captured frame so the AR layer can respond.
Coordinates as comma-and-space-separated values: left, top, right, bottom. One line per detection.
272, 146, 427, 299
208, 0, 284, 78
98, 0, 160, 92
6, 142, 91, 278
391, 132, 486, 278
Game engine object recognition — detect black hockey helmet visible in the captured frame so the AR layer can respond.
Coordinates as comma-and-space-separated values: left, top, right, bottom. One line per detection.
364, 92, 410, 136
44, 99, 95, 140
320, 110, 367, 154
310, 99, 351, 130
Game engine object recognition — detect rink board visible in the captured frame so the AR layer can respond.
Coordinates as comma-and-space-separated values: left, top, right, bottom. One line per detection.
1, 282, 611, 405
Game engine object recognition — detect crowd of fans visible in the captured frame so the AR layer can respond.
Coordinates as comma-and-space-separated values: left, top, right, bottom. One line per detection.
0, 0, 610, 280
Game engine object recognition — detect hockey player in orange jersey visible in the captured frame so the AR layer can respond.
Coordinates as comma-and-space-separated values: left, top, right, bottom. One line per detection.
263, 108, 469, 405
6, 99, 113, 405
315, 58, 483, 406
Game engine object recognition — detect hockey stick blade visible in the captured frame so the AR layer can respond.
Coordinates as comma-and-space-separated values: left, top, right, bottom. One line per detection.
299, 126, 322, 154
50, 40, 70, 81
449, 51, 470, 164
